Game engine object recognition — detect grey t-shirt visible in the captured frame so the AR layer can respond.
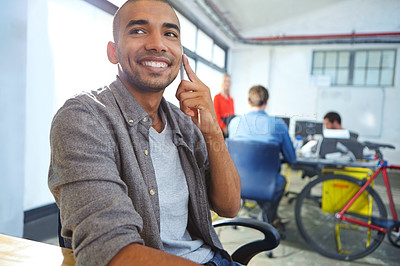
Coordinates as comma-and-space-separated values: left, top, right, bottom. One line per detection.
149, 116, 214, 264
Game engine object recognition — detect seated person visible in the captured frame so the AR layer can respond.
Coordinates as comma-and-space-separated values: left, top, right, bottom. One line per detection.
323, 111, 358, 139
228, 85, 296, 227
322, 112, 364, 160
48, 1, 242, 265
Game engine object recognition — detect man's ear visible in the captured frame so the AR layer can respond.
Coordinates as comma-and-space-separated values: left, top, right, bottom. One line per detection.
107, 41, 118, 64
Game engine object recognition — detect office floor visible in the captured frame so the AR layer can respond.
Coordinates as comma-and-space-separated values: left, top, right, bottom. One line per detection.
42, 168, 400, 265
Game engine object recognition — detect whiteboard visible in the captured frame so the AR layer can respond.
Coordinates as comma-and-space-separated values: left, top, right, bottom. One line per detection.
316, 87, 384, 137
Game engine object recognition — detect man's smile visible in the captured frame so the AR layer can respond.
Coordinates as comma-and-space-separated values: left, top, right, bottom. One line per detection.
141, 61, 168, 68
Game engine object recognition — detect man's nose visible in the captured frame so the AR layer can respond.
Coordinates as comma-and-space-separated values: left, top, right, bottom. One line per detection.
145, 33, 167, 53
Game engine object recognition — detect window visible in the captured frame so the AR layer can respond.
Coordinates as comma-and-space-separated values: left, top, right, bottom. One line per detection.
172, 11, 228, 100
176, 13, 197, 52
311, 49, 396, 87
176, 10, 227, 72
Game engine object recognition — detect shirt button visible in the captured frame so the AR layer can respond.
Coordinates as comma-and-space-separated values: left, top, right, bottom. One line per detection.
128, 119, 134, 124
144, 150, 149, 156
149, 189, 155, 196
142, 117, 148, 122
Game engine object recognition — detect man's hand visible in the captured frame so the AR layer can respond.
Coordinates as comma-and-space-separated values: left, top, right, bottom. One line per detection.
176, 55, 241, 218
176, 54, 221, 137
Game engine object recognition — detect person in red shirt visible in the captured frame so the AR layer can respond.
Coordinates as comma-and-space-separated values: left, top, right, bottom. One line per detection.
213, 74, 235, 137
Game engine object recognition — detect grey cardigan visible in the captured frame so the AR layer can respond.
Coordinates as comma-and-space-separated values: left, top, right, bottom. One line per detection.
48, 78, 226, 266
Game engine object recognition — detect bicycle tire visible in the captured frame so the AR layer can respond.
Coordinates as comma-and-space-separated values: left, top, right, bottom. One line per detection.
295, 174, 387, 261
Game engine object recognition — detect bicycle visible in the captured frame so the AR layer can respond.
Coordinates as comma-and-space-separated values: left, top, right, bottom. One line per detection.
294, 141, 400, 261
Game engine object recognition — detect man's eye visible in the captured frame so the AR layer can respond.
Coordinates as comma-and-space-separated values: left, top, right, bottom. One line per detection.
130, 29, 145, 34
165, 32, 178, 38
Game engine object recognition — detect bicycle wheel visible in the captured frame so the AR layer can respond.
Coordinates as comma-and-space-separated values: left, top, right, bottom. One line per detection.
295, 174, 387, 261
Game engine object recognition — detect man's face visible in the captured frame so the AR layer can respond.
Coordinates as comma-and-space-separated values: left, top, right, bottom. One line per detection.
323, 118, 334, 129
114, 1, 182, 93
223, 76, 231, 93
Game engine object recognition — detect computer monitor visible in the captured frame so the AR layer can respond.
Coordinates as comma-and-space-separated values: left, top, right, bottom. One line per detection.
295, 120, 323, 140
276, 116, 290, 128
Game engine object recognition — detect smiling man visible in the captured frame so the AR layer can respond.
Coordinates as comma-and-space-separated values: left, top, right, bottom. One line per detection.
48, 0, 241, 266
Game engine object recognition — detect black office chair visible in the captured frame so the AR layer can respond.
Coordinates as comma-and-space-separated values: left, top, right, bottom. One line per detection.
319, 138, 364, 160
58, 211, 280, 265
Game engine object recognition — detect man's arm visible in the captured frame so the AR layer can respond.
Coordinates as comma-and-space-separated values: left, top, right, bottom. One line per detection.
108, 244, 200, 266
176, 54, 241, 218
50, 98, 202, 266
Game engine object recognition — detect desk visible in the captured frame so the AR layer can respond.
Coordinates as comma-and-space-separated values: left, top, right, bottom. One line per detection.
290, 157, 377, 178
0, 234, 75, 265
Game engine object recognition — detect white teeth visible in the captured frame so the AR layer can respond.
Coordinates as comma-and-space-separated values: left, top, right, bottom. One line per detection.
142, 61, 167, 68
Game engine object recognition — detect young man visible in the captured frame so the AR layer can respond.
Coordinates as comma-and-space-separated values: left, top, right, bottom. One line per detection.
323, 111, 343, 129
323, 111, 358, 139
48, 1, 241, 265
228, 85, 296, 226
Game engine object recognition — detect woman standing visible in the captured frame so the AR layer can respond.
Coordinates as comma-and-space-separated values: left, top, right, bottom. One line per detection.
213, 74, 235, 138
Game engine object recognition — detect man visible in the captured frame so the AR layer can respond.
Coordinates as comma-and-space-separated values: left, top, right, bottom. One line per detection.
48, 1, 241, 265
323, 111, 343, 130
323, 111, 358, 139
228, 85, 296, 226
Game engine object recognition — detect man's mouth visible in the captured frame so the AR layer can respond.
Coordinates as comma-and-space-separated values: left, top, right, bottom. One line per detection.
141, 61, 168, 68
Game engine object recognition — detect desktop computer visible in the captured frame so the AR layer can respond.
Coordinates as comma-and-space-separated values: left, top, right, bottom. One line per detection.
295, 120, 323, 140
276, 116, 290, 128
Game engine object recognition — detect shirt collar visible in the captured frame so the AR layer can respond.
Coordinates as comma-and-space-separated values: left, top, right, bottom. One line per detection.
109, 77, 149, 126
109, 77, 183, 139
248, 110, 268, 116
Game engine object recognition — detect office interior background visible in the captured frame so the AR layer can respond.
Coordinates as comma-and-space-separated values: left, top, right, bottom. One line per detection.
1, 0, 399, 239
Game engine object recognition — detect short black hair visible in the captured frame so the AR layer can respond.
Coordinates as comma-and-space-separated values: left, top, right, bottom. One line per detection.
112, 0, 173, 43
324, 111, 341, 125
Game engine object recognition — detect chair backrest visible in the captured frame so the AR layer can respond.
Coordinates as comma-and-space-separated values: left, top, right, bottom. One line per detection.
226, 139, 281, 201
319, 138, 364, 159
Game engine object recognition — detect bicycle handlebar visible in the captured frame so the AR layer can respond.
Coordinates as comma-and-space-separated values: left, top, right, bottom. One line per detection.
363, 141, 395, 161
363, 141, 395, 150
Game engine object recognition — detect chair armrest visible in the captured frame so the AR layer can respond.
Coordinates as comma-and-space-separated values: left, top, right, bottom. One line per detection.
213, 217, 280, 265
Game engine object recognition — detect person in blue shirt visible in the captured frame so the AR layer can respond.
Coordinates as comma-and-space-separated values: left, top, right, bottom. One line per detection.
228, 85, 296, 227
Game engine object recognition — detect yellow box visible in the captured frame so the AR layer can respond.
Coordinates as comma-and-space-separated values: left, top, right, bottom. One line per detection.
321, 167, 374, 215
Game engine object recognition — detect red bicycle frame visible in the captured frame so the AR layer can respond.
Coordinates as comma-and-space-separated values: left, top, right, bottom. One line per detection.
335, 162, 400, 233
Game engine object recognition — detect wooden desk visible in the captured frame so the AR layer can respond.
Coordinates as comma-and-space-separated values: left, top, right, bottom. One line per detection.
0, 234, 75, 265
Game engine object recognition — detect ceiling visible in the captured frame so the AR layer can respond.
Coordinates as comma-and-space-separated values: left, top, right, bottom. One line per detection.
170, 0, 400, 45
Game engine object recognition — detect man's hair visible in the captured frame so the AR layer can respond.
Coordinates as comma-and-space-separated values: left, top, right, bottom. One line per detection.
248, 85, 269, 107
324, 111, 341, 125
112, 0, 172, 43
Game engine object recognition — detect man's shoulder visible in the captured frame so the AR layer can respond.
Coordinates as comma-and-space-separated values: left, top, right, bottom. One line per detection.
59, 86, 113, 113
52, 85, 119, 127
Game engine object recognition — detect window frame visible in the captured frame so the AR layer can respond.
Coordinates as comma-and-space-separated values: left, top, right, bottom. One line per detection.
311, 49, 397, 87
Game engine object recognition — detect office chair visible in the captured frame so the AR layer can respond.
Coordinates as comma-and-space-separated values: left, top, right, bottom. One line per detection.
226, 139, 287, 228
319, 138, 364, 160
58, 211, 280, 265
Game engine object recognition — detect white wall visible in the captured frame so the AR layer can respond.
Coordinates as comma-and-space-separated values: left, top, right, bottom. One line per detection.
1, 0, 115, 236
229, 44, 400, 164
0, 0, 28, 237
23, 0, 115, 212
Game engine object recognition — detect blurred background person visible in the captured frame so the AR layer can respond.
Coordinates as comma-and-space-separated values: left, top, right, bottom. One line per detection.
214, 74, 235, 138
323, 111, 358, 139
228, 85, 296, 227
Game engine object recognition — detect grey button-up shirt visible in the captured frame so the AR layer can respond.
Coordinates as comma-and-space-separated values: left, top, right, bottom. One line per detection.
48, 78, 225, 266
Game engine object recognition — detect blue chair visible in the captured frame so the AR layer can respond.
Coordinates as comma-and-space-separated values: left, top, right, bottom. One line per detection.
226, 139, 286, 224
